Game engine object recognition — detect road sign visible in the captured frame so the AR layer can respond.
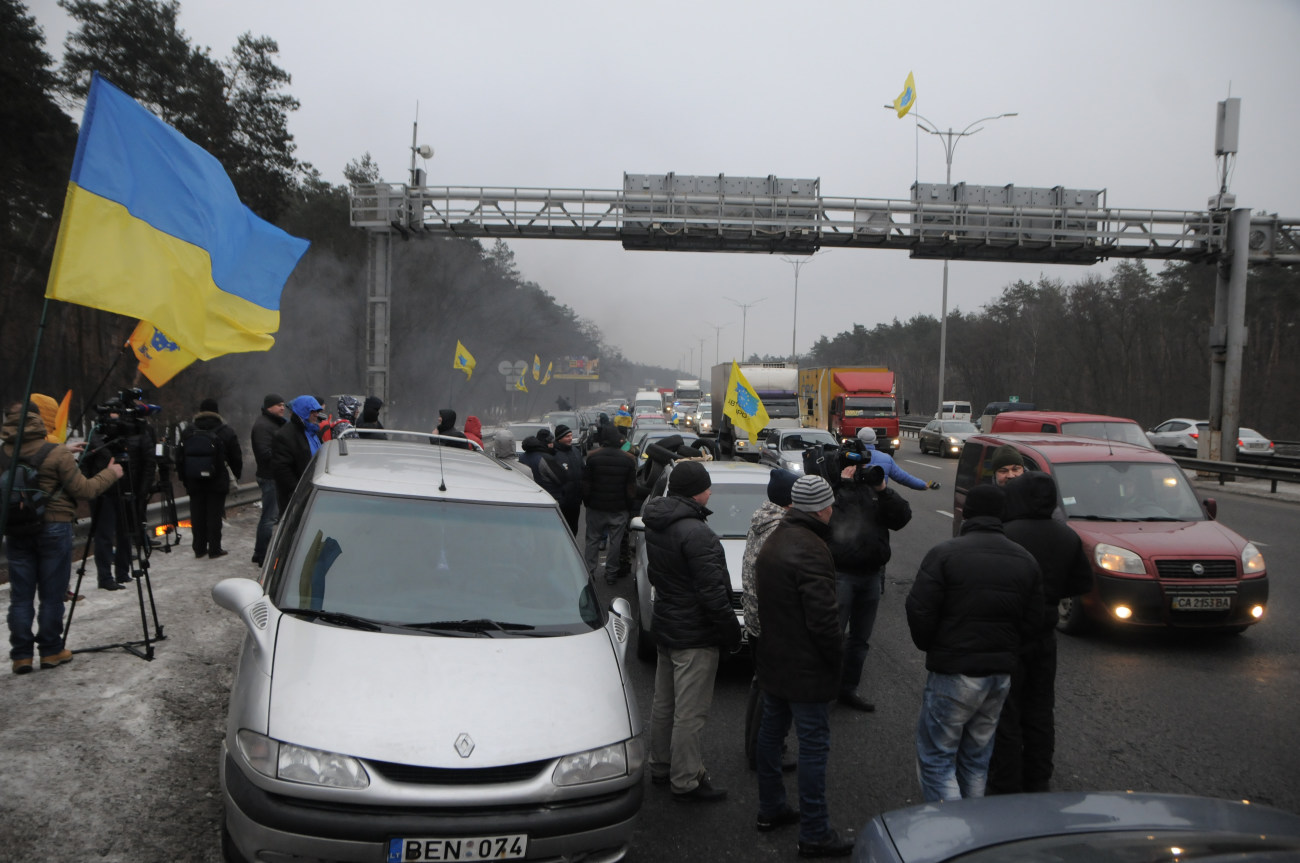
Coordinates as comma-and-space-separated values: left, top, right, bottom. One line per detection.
497, 360, 513, 376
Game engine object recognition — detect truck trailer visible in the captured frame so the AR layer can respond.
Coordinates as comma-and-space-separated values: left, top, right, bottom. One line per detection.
799, 367, 902, 453
711, 362, 800, 460
672, 379, 704, 429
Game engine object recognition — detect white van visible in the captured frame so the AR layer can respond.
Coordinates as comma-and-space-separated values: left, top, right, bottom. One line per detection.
633, 390, 663, 416
936, 400, 972, 422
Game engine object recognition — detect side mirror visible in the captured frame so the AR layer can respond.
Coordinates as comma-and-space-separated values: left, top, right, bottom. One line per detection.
1202, 497, 1218, 520
629, 516, 646, 532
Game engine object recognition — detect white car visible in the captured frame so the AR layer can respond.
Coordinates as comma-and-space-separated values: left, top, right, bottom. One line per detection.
213, 432, 643, 863
1145, 417, 1204, 452
627, 460, 772, 661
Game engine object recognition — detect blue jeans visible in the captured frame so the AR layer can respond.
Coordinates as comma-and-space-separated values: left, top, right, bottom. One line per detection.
6, 522, 75, 659
915, 671, 1011, 802
836, 568, 883, 695
757, 694, 832, 844
253, 477, 279, 563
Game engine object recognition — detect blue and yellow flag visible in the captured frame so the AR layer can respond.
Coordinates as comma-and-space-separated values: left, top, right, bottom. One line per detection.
515, 374, 529, 393
541, 361, 552, 386
45, 73, 309, 361
454, 340, 476, 379
532, 354, 541, 381
128, 320, 196, 386
723, 361, 770, 441
894, 71, 916, 119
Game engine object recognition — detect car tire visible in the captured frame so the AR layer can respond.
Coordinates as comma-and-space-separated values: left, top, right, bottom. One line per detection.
221, 819, 251, 863
636, 625, 657, 663
1057, 596, 1090, 635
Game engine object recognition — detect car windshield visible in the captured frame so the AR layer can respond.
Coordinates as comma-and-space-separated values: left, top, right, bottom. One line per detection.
941, 421, 978, 433
545, 412, 580, 430
272, 490, 600, 633
842, 397, 894, 417
1239, 428, 1263, 439
1060, 421, 1154, 449
705, 484, 770, 538
779, 430, 837, 450
1054, 461, 1204, 521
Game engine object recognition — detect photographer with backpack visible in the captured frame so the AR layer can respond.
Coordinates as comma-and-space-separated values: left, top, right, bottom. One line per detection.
3, 401, 123, 675
176, 399, 243, 560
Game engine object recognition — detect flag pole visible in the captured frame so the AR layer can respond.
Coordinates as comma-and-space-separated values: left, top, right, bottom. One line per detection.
1, 297, 54, 536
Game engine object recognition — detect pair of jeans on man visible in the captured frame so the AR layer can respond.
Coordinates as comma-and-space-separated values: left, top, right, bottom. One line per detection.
6, 522, 75, 661
836, 567, 883, 698
252, 477, 279, 565
583, 508, 627, 583
915, 670, 1012, 801
756, 693, 833, 844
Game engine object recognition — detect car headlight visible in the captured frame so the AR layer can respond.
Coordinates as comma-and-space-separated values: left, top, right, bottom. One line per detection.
1094, 542, 1146, 576
784, 459, 804, 471
236, 729, 370, 788
553, 737, 642, 786
1242, 542, 1266, 575
946, 436, 960, 445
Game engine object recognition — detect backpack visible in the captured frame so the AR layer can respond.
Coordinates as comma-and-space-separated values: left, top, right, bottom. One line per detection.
183, 427, 224, 482
1, 443, 57, 537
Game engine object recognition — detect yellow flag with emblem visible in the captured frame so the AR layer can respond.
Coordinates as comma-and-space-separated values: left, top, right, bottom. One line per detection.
723, 361, 769, 441
894, 71, 916, 118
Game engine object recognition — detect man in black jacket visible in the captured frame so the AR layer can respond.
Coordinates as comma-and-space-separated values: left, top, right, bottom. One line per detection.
581, 426, 637, 584
828, 459, 912, 712
988, 473, 1093, 794
271, 395, 324, 512
644, 460, 741, 802
905, 484, 1043, 802
551, 425, 585, 534
754, 475, 855, 858
250, 393, 286, 566
177, 398, 243, 559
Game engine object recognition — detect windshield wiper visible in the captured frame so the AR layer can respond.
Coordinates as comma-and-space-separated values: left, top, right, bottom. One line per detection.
401, 619, 537, 636
1070, 514, 1122, 521
281, 608, 382, 631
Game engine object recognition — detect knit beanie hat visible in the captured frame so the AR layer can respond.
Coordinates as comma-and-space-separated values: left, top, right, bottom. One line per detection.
263, 393, 285, 409
790, 475, 835, 512
964, 484, 1006, 520
200, 398, 219, 413
668, 461, 711, 497
990, 444, 1025, 471
767, 468, 798, 507
554, 424, 572, 440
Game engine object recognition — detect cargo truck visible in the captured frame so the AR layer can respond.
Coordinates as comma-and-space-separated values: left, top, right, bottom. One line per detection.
711, 362, 800, 460
672, 379, 704, 429
799, 367, 903, 453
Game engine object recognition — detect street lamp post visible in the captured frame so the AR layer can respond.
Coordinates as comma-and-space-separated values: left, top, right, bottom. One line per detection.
723, 296, 766, 361
781, 254, 819, 361
884, 107, 1017, 417
705, 321, 732, 367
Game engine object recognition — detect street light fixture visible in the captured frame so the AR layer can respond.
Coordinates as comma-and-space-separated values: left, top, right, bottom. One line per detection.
722, 297, 767, 361
781, 254, 821, 361
883, 106, 1018, 417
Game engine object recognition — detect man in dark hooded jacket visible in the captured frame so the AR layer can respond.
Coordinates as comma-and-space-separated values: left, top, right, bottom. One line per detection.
988, 473, 1093, 794
433, 409, 469, 448
357, 396, 385, 431
520, 434, 564, 502
177, 398, 243, 558
582, 425, 636, 584
271, 395, 324, 511
644, 461, 742, 802
550, 425, 585, 534
250, 393, 286, 566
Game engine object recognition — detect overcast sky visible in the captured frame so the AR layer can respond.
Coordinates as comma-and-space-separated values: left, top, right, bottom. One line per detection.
31, 0, 1300, 375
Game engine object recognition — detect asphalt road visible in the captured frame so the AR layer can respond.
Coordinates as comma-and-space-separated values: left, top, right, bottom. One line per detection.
609, 449, 1300, 861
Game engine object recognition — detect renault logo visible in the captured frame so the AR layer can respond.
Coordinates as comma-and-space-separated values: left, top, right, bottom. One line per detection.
454, 733, 475, 758
1191, 563, 1205, 576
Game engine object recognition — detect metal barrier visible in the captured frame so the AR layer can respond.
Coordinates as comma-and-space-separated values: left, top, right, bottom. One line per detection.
1170, 456, 1300, 493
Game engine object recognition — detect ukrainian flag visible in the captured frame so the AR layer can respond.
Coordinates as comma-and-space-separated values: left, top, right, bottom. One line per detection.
129, 320, 196, 386
46, 73, 309, 361
454, 340, 476, 379
894, 71, 916, 119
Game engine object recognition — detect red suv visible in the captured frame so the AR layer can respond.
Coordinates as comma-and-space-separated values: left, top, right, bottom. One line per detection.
954, 434, 1268, 634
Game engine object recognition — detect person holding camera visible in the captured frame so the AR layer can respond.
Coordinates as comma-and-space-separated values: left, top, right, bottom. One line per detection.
825, 441, 913, 712
4, 401, 123, 674
177, 398, 243, 559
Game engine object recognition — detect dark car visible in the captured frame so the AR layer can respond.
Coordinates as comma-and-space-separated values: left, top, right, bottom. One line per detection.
757, 426, 839, 472
853, 791, 1300, 863
917, 419, 979, 457
954, 433, 1268, 634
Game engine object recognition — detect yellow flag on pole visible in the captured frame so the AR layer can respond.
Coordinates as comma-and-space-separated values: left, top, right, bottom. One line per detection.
532, 354, 541, 381
723, 361, 770, 441
515, 374, 528, 393
128, 320, 196, 386
52, 390, 72, 443
454, 340, 476, 379
894, 71, 916, 118
541, 361, 553, 386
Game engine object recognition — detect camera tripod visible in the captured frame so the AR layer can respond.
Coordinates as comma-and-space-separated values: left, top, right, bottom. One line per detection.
64, 434, 166, 661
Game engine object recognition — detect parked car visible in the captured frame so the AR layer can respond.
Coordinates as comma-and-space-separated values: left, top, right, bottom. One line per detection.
627, 459, 770, 661
1146, 416, 1203, 452
990, 411, 1154, 449
917, 419, 979, 457
954, 433, 1268, 634
757, 426, 839, 472
213, 432, 643, 863
852, 791, 1300, 863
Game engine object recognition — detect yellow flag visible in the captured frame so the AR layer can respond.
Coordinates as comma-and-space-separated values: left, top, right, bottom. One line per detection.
541, 361, 553, 386
454, 340, 476, 379
128, 320, 196, 386
532, 354, 541, 381
53, 390, 72, 443
894, 71, 916, 118
723, 361, 770, 441
515, 374, 528, 393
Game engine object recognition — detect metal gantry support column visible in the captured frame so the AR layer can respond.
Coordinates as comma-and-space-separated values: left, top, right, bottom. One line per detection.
366, 231, 392, 405
1207, 208, 1251, 462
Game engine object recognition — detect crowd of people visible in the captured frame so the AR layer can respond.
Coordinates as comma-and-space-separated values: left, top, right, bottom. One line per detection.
3, 393, 1091, 858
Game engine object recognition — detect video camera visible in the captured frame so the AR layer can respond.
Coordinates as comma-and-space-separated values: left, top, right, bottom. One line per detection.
802, 438, 885, 487
93, 388, 161, 452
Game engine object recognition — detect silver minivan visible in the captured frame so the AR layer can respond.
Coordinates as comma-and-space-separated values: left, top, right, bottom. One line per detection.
213, 431, 643, 862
